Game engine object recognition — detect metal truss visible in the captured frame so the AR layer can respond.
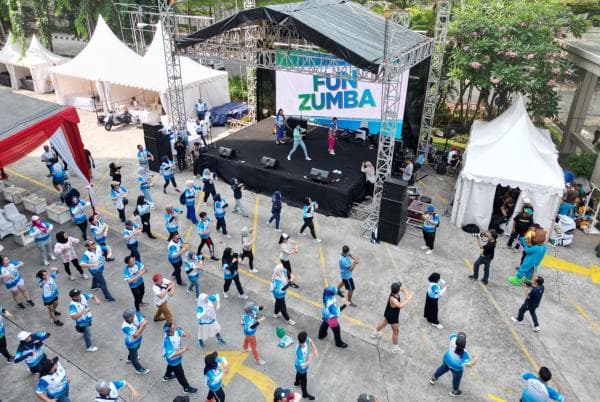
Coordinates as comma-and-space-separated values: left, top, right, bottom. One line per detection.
244, 0, 258, 122
180, 10, 433, 237
419, 0, 451, 145
159, 0, 187, 135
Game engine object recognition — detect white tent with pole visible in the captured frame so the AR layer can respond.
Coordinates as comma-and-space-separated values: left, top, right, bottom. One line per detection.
5, 35, 69, 93
49, 15, 142, 111
0, 32, 23, 88
450, 96, 565, 232
106, 23, 230, 125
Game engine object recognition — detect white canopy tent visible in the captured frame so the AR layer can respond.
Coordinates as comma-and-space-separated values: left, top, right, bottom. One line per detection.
451, 97, 565, 232
50, 15, 142, 111
106, 23, 230, 125
5, 35, 69, 93
0, 33, 23, 88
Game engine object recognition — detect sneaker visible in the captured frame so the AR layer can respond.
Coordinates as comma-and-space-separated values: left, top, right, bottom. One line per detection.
186, 289, 194, 296
106, 257, 115, 262
69, 275, 76, 281
349, 302, 358, 308
420, 245, 429, 250
290, 283, 300, 289
275, 228, 282, 232
273, 313, 280, 319
140, 302, 149, 306
6, 355, 14, 362
91, 287, 100, 292
511, 317, 524, 325
287, 155, 291, 161
55, 311, 61, 316
449, 390, 463, 397
425, 249, 433, 255
336, 342, 348, 348
431, 323, 443, 329
162, 374, 176, 382
249, 269, 259, 273
198, 339, 205, 348
239, 294, 249, 300
193, 175, 197, 179
293, 383, 300, 388
256, 359, 266, 365
391, 345, 403, 354
50, 255, 57, 261
303, 395, 316, 400
370, 331, 383, 339
183, 387, 198, 394
468, 275, 477, 280
27, 300, 35, 307
175, 189, 181, 193
299, 232, 307, 236
136, 368, 151, 375
216, 334, 227, 345
533, 326, 541, 332
305, 157, 312, 161
266, 220, 273, 226
17, 303, 25, 309
54, 320, 64, 326
241, 348, 249, 353
313, 238, 322, 244
43, 261, 50, 266
86, 346, 98, 352
223, 292, 229, 299
210, 256, 220, 261
177, 282, 188, 287
429, 376, 438, 385
286, 319, 296, 326
225, 234, 232, 239
83, 274, 90, 279
481, 280, 488, 285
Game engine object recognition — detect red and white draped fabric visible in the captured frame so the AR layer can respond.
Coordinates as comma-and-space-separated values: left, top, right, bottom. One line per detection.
0, 106, 95, 207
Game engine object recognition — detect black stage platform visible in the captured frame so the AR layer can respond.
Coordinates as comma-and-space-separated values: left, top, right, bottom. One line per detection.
204, 118, 376, 216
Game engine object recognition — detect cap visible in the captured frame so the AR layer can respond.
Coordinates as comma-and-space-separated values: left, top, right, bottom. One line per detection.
427, 205, 435, 213
523, 198, 532, 204
17, 331, 31, 341
274, 388, 294, 401
69, 288, 81, 298
281, 233, 289, 240
31, 215, 40, 222
524, 207, 533, 214
122, 308, 135, 320
152, 273, 162, 282
358, 394, 377, 402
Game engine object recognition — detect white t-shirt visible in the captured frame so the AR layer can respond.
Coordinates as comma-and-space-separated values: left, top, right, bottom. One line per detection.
153, 278, 171, 306
447, 150, 457, 164
280, 241, 293, 261
402, 162, 413, 182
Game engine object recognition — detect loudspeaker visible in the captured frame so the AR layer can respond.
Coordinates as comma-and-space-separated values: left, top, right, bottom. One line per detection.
143, 123, 172, 173
218, 147, 236, 159
310, 168, 329, 183
436, 162, 447, 175
260, 156, 279, 169
382, 178, 408, 201
378, 197, 408, 245
378, 219, 407, 245
380, 197, 407, 222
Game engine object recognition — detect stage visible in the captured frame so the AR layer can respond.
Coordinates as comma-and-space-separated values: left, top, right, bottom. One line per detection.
204, 117, 376, 216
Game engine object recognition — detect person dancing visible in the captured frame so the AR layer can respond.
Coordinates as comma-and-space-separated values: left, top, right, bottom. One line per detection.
370, 281, 413, 354
287, 123, 311, 161
275, 109, 286, 144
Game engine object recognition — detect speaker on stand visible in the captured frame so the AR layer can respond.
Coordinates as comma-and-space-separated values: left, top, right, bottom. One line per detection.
143, 123, 173, 173
378, 178, 409, 245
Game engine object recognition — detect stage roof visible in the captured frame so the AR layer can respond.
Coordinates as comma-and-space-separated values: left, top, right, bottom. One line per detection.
0, 88, 67, 140
177, 0, 429, 74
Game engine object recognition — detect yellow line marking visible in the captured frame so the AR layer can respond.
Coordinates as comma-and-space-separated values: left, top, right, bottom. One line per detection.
487, 393, 507, 402
464, 259, 539, 371
568, 299, 600, 335
220, 351, 277, 402
185, 220, 194, 242
418, 179, 448, 204
541, 255, 591, 276
252, 196, 259, 254
313, 216, 328, 287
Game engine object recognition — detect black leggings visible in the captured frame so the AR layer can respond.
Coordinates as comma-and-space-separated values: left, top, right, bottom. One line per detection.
76, 221, 88, 240
163, 176, 178, 191
197, 237, 215, 257
241, 249, 254, 269
0, 336, 11, 360
280, 259, 292, 281
318, 320, 344, 346
63, 259, 84, 276
207, 387, 225, 401
117, 208, 126, 223
300, 217, 317, 239
164, 363, 190, 389
274, 298, 290, 321
224, 276, 244, 295
203, 187, 216, 202
140, 213, 153, 236
131, 283, 145, 312
295, 371, 309, 398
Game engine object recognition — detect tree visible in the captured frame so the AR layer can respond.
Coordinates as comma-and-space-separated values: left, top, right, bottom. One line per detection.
7, 0, 28, 54
32, 0, 52, 50
446, 0, 588, 130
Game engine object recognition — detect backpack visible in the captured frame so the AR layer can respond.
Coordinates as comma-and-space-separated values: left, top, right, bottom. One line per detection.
179, 191, 186, 205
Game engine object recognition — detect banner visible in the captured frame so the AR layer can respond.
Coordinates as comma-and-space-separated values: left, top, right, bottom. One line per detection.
276, 69, 409, 138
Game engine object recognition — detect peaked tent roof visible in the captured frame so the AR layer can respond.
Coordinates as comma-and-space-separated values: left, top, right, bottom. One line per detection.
10, 35, 69, 67
0, 32, 23, 63
176, 0, 429, 74
50, 15, 141, 82
120, 24, 227, 92
462, 97, 564, 194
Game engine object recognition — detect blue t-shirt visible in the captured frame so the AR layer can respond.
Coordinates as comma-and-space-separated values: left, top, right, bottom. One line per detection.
138, 175, 151, 190
29, 222, 52, 242
205, 357, 226, 391
164, 210, 181, 233
214, 200, 227, 218
1, 260, 23, 289
339, 255, 353, 280
122, 312, 145, 349
270, 278, 288, 299
51, 163, 65, 182
80, 247, 105, 274
163, 328, 184, 366
0, 306, 5, 338
70, 200, 88, 224
137, 149, 152, 166
36, 362, 69, 398
423, 213, 439, 233
160, 160, 175, 178
90, 220, 107, 243
38, 272, 59, 303
183, 186, 200, 206
168, 240, 184, 263
303, 202, 316, 218
123, 225, 139, 245
295, 338, 312, 374
442, 334, 472, 371
242, 312, 258, 336
223, 262, 237, 280
123, 262, 144, 288
185, 255, 202, 281
521, 372, 563, 402
93, 380, 124, 402
69, 293, 93, 327
14, 332, 49, 367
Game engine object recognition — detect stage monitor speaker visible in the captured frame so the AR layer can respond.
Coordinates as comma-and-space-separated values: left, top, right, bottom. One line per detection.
382, 177, 408, 201
219, 147, 236, 159
310, 168, 330, 183
143, 123, 172, 173
260, 156, 279, 169
378, 197, 408, 244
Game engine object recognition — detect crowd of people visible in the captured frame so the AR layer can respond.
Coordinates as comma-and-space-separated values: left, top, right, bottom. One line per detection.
0, 137, 568, 402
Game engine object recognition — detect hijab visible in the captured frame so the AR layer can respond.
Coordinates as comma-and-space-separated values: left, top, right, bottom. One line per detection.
56, 231, 68, 244
272, 264, 288, 283
204, 351, 219, 375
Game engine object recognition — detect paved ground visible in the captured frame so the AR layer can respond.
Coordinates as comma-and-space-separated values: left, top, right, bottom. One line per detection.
1, 91, 600, 402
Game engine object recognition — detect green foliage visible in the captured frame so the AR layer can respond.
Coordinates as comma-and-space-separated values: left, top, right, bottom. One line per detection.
229, 76, 248, 102
546, 124, 563, 146
31, 0, 52, 50
447, 0, 589, 127
567, 151, 598, 178
8, 0, 28, 55
408, 6, 433, 32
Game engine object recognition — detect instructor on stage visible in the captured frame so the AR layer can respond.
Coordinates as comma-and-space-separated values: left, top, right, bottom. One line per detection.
287, 123, 311, 161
